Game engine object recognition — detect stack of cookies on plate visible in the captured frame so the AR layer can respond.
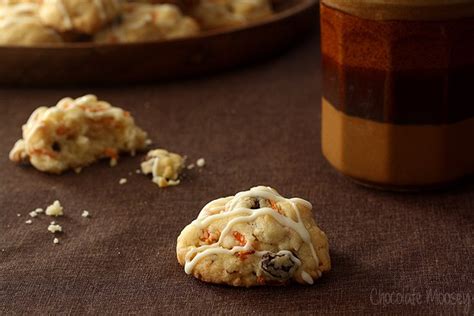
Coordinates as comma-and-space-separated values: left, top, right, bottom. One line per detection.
0, 0, 274, 45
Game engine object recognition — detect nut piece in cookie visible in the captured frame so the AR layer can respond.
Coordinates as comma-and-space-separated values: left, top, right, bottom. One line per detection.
39, 0, 122, 35
141, 149, 184, 187
9, 94, 148, 174
176, 186, 331, 287
95, 3, 199, 43
0, 3, 63, 46
191, 0, 273, 30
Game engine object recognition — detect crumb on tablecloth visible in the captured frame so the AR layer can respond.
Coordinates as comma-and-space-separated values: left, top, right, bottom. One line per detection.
47, 223, 62, 233
45, 200, 63, 217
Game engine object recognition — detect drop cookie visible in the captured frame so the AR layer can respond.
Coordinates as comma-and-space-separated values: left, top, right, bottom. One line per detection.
0, 3, 63, 45
190, 0, 273, 30
176, 186, 331, 287
39, 0, 122, 34
9, 94, 148, 174
94, 3, 199, 43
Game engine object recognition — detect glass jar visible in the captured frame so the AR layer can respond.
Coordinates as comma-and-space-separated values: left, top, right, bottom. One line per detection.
320, 0, 474, 190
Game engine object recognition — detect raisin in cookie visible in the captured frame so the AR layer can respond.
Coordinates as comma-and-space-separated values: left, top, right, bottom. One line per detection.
0, 3, 63, 45
190, 0, 273, 30
9, 94, 148, 174
176, 186, 331, 287
141, 149, 184, 187
39, 0, 122, 35
95, 3, 199, 43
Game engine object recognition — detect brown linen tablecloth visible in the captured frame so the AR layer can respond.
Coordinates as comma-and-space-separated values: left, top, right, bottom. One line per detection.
0, 34, 473, 315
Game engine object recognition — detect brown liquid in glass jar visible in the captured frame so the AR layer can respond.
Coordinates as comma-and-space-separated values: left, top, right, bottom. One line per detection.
320, 0, 474, 190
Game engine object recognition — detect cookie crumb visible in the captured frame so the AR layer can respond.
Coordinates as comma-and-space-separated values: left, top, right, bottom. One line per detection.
81, 210, 90, 218
50, 221, 56, 225
187, 164, 195, 170
35, 208, 44, 213
74, 167, 82, 174
110, 158, 118, 167
196, 158, 206, 167
119, 178, 127, 185
25, 219, 32, 224
45, 200, 64, 217
17, 213, 21, 217
141, 149, 184, 188
145, 139, 152, 146
29, 211, 38, 218
135, 169, 141, 174
53, 238, 59, 244
48, 224, 62, 233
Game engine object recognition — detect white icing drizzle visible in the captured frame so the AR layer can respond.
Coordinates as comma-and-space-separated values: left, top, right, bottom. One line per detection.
183, 186, 319, 284
301, 271, 314, 285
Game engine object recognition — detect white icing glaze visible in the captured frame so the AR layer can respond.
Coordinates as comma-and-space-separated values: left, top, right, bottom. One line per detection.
301, 271, 314, 285
183, 186, 318, 284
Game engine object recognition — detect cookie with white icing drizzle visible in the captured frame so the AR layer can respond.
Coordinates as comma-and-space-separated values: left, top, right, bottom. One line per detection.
9, 94, 148, 174
176, 186, 331, 287
38, 0, 122, 34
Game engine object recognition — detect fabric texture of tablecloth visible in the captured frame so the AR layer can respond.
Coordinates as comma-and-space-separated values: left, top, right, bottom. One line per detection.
0, 32, 473, 314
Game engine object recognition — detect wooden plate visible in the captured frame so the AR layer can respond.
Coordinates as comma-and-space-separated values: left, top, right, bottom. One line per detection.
0, 0, 318, 86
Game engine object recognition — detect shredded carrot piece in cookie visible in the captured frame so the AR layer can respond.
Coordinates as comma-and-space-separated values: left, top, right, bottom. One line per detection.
200, 229, 220, 244
200, 230, 209, 241
55, 125, 69, 136
270, 200, 279, 211
235, 250, 255, 261
104, 147, 118, 159
270, 200, 283, 214
79, 104, 106, 112
96, 117, 115, 126
31, 148, 58, 158
233, 231, 246, 246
